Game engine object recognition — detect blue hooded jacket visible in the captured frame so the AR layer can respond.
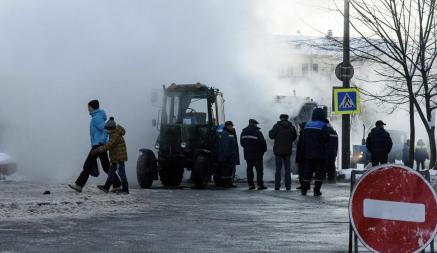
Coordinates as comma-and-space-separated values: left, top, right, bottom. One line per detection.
302, 108, 330, 160
218, 128, 239, 163
89, 109, 108, 146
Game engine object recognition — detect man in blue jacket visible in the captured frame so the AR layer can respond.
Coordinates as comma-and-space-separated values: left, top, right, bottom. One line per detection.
240, 119, 267, 190
301, 108, 330, 196
69, 100, 121, 192
218, 121, 239, 188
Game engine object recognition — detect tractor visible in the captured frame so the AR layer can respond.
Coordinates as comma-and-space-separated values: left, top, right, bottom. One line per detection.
137, 83, 226, 189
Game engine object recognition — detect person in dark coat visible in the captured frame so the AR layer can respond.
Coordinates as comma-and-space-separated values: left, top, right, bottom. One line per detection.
415, 139, 428, 171
324, 119, 338, 183
402, 139, 410, 166
240, 119, 267, 190
301, 108, 330, 196
295, 122, 307, 190
218, 121, 239, 188
366, 120, 393, 166
269, 114, 297, 191
229, 126, 240, 187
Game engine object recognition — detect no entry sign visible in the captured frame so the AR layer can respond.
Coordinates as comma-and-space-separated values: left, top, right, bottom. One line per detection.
349, 165, 437, 253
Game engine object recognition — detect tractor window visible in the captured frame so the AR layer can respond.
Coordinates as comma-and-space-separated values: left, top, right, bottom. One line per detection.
163, 93, 213, 125
215, 94, 225, 125
180, 98, 208, 125
164, 95, 180, 124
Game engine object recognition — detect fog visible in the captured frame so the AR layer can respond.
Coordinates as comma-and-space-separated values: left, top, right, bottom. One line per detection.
0, 0, 299, 183
0, 1, 422, 185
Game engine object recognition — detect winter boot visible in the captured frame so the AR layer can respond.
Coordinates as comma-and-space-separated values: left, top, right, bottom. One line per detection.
110, 186, 122, 193
248, 185, 256, 190
257, 186, 268, 190
119, 183, 129, 194
97, 185, 109, 193
301, 181, 310, 195
68, 184, 82, 193
314, 181, 323, 197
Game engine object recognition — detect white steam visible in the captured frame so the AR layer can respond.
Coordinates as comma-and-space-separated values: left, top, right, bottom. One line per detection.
0, 0, 293, 183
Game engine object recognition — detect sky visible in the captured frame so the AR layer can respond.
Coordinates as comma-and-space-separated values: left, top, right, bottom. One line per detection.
257, 0, 343, 36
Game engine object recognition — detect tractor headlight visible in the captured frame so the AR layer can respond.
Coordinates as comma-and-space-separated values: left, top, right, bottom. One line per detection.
155, 143, 160, 150
181, 142, 187, 149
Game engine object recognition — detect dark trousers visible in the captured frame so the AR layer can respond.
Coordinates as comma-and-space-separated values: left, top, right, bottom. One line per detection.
325, 158, 336, 182
246, 158, 264, 187
219, 161, 234, 185
104, 162, 128, 190
371, 155, 388, 167
75, 145, 121, 188
297, 163, 306, 186
416, 160, 426, 171
275, 155, 291, 189
303, 159, 325, 193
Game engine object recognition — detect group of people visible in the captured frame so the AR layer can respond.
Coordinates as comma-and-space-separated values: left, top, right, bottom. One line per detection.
403, 138, 429, 170
69, 100, 130, 194
360, 120, 430, 170
238, 107, 338, 196
68, 99, 429, 195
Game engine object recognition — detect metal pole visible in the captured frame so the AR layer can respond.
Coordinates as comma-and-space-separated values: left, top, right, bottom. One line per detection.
342, 0, 351, 170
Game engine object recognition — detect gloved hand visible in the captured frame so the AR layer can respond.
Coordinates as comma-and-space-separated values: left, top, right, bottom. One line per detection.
91, 148, 103, 156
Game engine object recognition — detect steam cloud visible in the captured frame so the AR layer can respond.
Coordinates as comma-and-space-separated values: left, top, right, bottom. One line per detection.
0, 1, 417, 183
0, 0, 290, 183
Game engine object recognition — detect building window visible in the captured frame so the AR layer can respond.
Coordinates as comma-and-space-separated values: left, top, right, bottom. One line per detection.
288, 65, 294, 77
312, 64, 319, 73
302, 63, 309, 75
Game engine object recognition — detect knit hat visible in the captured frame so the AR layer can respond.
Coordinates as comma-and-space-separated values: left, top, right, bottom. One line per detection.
375, 120, 386, 126
249, 119, 259, 125
225, 121, 234, 127
105, 117, 116, 130
88, 100, 100, 110
280, 114, 289, 120
312, 108, 326, 121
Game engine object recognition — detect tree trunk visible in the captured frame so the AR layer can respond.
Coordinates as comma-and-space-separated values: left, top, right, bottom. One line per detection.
408, 99, 415, 168
427, 128, 436, 169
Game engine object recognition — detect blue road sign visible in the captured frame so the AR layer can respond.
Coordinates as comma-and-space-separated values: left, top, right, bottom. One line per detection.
333, 87, 360, 114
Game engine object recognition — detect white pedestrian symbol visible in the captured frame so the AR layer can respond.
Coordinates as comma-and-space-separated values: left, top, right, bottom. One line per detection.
339, 93, 355, 109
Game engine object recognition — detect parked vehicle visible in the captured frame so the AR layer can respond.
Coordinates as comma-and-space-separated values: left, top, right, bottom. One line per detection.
137, 83, 227, 189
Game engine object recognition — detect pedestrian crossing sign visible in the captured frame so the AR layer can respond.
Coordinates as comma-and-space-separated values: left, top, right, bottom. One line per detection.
333, 87, 360, 115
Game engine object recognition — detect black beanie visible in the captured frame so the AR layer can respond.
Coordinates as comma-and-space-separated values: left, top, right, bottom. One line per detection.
105, 117, 116, 130
88, 100, 100, 110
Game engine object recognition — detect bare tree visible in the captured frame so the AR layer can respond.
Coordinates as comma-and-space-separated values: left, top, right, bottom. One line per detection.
341, 0, 437, 168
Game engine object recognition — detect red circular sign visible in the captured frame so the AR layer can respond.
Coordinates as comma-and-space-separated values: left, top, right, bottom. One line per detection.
350, 165, 437, 253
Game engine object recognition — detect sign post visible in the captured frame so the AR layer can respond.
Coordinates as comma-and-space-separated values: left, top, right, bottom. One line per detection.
349, 165, 437, 253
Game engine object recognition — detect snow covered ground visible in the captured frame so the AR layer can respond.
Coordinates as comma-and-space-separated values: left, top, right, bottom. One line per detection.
1, 166, 437, 222
1, 174, 437, 252
0, 181, 150, 221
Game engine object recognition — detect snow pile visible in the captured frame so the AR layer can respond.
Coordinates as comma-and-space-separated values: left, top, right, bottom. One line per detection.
0, 182, 150, 221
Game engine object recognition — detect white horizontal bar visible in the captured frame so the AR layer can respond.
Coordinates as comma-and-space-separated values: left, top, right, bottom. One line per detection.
363, 199, 425, 222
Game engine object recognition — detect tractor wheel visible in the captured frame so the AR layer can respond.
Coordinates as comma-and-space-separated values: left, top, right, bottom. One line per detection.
192, 155, 210, 189
137, 150, 157, 189
160, 167, 184, 187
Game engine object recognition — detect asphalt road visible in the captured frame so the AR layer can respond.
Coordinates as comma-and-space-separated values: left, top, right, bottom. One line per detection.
0, 181, 370, 253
